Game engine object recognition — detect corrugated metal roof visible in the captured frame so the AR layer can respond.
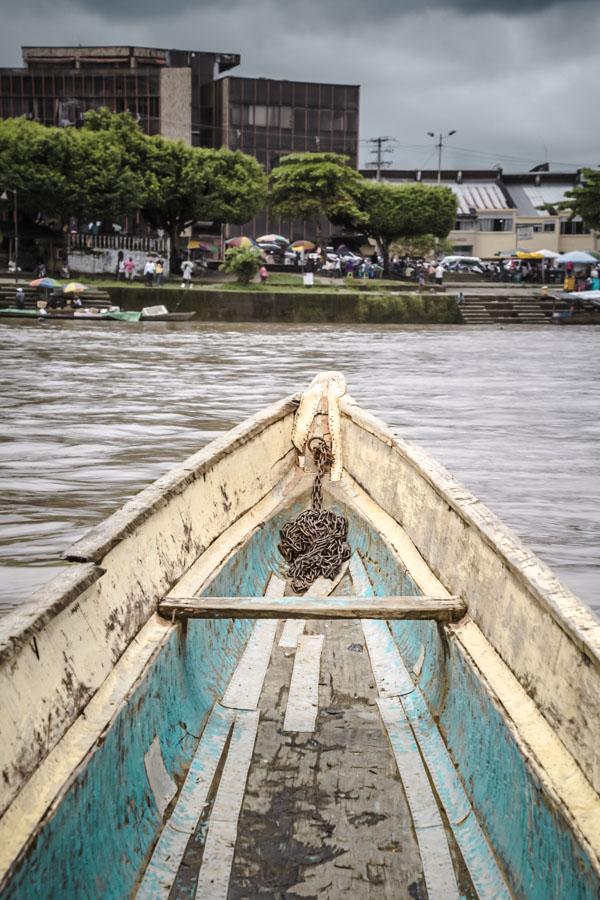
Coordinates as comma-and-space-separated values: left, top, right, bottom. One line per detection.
420, 181, 509, 215
520, 184, 573, 216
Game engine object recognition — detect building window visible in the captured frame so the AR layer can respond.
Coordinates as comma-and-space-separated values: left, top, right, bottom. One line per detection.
319, 109, 332, 131
249, 105, 267, 126
280, 106, 292, 129
560, 218, 591, 235
332, 111, 345, 130
454, 219, 476, 231
479, 217, 513, 232
345, 111, 358, 133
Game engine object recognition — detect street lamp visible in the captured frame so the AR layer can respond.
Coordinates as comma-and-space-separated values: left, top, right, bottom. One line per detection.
1, 188, 18, 282
427, 131, 457, 184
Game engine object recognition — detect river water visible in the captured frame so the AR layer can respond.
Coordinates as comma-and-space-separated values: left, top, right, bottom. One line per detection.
1, 319, 598, 618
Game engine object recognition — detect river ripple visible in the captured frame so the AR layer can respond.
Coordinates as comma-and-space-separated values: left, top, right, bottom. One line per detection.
0, 319, 598, 618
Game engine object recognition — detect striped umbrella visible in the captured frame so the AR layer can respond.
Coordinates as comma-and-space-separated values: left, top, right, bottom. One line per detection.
29, 277, 60, 289
256, 234, 289, 245
63, 282, 88, 294
225, 236, 258, 249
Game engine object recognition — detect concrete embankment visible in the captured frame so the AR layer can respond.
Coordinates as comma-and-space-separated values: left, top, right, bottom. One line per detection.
106, 287, 462, 324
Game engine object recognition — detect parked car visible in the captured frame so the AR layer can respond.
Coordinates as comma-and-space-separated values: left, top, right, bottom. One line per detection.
440, 255, 486, 272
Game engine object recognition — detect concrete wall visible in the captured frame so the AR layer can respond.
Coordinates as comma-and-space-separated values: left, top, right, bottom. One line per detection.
159, 68, 192, 143
68, 249, 170, 277
105, 287, 462, 323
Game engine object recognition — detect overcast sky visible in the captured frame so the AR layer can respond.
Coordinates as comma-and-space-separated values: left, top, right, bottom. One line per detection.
2, 0, 599, 172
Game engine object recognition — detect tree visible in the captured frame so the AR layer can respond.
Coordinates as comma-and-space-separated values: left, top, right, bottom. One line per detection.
358, 182, 457, 273
557, 169, 600, 231
142, 141, 267, 259
0, 112, 149, 223
219, 246, 262, 284
0, 118, 69, 217
1, 111, 267, 261
390, 234, 455, 259
269, 152, 366, 243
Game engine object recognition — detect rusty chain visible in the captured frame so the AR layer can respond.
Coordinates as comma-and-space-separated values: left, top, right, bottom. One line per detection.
279, 437, 351, 594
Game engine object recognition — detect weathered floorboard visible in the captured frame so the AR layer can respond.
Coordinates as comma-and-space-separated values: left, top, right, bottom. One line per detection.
220, 574, 284, 711
229, 617, 431, 898
282, 634, 324, 732
194, 710, 260, 899
159, 595, 466, 622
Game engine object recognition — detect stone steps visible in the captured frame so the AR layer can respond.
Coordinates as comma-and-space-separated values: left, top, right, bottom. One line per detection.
460, 295, 549, 325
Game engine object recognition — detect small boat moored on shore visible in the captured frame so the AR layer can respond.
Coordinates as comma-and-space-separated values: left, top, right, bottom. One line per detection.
0, 372, 598, 898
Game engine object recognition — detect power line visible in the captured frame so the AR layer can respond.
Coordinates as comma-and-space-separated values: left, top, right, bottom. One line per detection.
365, 135, 394, 181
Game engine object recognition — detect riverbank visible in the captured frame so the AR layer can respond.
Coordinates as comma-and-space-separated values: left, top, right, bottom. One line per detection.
106, 285, 461, 323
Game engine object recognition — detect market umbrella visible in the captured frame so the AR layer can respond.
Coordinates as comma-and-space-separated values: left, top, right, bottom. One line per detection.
187, 240, 215, 252
256, 234, 289, 245
63, 282, 88, 294
256, 242, 285, 253
290, 240, 316, 251
29, 277, 60, 289
225, 236, 258, 249
555, 251, 598, 265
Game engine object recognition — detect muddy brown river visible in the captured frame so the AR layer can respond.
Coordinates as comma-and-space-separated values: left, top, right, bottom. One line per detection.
0, 319, 598, 617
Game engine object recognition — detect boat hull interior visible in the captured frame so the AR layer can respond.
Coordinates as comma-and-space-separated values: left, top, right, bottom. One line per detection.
0, 389, 598, 899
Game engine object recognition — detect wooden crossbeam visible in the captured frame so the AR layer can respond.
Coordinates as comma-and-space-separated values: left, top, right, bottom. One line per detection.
158, 595, 466, 623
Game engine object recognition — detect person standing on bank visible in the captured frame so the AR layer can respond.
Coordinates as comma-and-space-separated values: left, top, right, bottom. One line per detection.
143, 257, 155, 287
181, 259, 193, 289
435, 262, 444, 286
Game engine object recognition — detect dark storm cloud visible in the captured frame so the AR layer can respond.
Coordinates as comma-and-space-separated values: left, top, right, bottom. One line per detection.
1, 0, 598, 170
9, 0, 598, 21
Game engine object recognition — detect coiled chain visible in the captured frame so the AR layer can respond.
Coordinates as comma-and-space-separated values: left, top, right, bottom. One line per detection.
279, 437, 351, 594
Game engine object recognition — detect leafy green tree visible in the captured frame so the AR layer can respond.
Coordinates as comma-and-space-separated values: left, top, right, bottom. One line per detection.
0, 118, 68, 217
358, 182, 457, 272
219, 246, 262, 284
142, 142, 267, 257
269, 152, 366, 244
390, 234, 455, 260
557, 169, 600, 231
0, 113, 149, 223
0, 111, 267, 259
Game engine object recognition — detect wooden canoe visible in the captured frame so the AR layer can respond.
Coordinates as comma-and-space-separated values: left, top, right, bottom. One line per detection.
0, 373, 598, 899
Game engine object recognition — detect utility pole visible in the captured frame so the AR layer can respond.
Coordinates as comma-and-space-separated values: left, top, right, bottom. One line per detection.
366, 136, 394, 181
427, 130, 456, 183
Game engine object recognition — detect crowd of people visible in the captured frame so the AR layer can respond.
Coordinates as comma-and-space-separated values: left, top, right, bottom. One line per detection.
116, 256, 166, 286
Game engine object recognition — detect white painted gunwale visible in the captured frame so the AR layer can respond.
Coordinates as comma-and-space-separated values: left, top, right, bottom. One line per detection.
0, 395, 299, 824
0, 469, 305, 889
340, 395, 600, 667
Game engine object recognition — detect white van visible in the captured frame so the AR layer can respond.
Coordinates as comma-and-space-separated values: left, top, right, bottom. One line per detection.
440, 256, 484, 269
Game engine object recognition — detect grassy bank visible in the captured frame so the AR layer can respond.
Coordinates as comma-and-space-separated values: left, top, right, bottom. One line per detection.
105, 285, 461, 324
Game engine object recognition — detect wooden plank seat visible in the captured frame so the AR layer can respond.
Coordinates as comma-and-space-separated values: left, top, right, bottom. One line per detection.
158, 595, 467, 623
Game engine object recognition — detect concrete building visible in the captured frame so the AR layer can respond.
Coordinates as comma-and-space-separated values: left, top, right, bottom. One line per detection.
361, 169, 597, 258
0, 46, 241, 143
0, 46, 360, 166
